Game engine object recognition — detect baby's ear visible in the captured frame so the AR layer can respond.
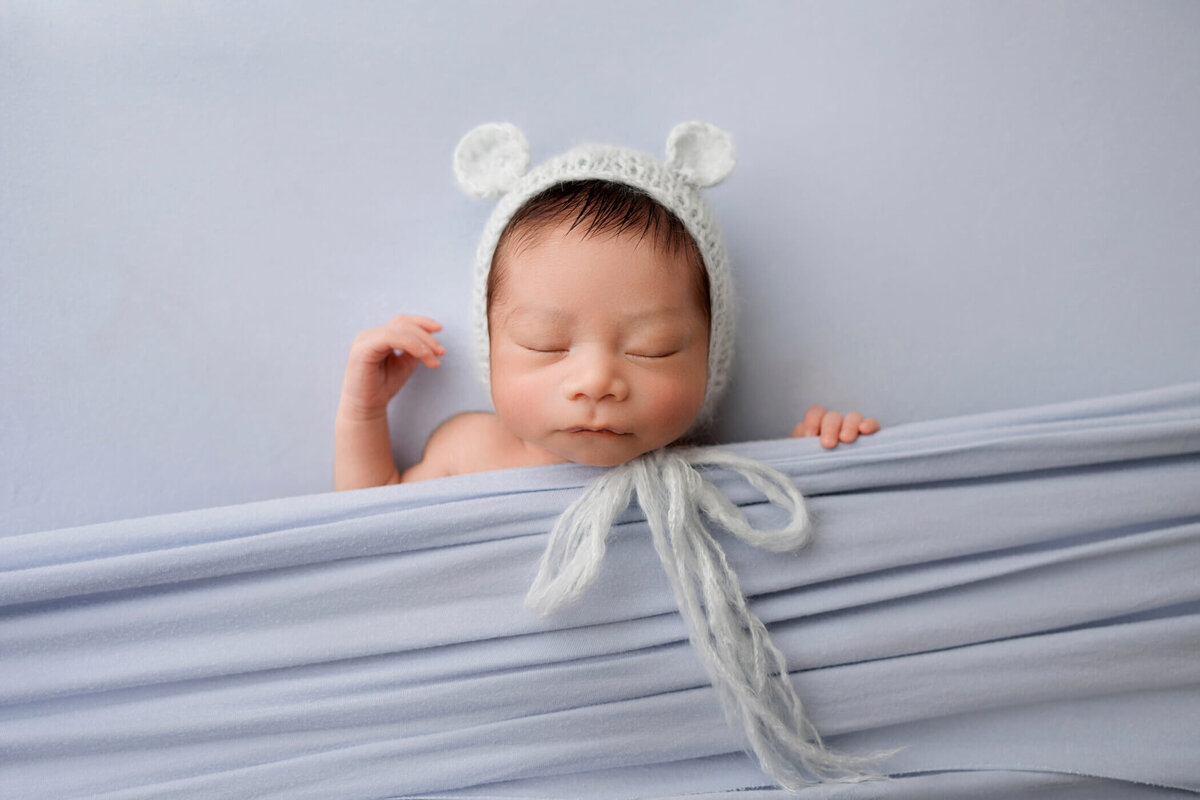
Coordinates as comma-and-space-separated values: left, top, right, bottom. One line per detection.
666, 121, 736, 187
453, 123, 531, 199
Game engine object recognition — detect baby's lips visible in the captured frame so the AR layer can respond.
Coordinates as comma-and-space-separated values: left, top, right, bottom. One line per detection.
564, 426, 631, 436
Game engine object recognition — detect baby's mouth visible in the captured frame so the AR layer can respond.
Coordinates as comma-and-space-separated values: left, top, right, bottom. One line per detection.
565, 427, 630, 437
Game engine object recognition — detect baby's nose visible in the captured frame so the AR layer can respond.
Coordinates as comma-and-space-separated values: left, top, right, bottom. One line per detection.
563, 352, 629, 402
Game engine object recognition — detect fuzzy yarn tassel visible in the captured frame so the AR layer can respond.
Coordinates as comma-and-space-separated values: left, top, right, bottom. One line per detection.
526, 448, 883, 788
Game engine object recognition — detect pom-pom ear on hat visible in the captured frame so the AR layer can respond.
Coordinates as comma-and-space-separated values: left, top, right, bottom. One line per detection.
454, 123, 531, 199
666, 121, 736, 187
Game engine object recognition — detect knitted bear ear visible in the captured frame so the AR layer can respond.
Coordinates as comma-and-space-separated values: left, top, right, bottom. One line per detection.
454, 123, 531, 199
665, 121, 736, 187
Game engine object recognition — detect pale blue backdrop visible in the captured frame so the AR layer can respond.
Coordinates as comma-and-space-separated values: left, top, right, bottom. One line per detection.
3, 0, 1198, 534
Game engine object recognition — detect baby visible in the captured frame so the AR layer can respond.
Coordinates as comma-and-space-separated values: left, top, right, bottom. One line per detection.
334, 123, 878, 491
333, 121, 886, 787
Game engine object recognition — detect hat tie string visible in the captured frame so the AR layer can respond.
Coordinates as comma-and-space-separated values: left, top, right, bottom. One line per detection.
525, 448, 880, 787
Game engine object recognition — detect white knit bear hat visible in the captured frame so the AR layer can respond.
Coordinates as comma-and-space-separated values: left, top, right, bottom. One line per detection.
454, 121, 737, 426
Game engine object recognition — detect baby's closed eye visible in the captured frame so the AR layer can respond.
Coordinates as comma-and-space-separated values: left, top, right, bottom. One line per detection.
625, 332, 692, 360
520, 343, 568, 354
627, 348, 681, 359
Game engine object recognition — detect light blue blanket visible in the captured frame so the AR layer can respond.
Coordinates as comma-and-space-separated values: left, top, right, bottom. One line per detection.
3, 384, 1199, 799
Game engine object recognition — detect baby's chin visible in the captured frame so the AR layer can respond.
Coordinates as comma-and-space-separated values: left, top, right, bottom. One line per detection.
552, 438, 657, 470
554, 441, 659, 468
572, 453, 643, 467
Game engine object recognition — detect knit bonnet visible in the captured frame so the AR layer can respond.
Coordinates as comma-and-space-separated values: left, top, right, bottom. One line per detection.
453, 121, 738, 426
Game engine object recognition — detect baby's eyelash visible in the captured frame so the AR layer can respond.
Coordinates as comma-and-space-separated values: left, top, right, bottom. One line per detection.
628, 350, 679, 359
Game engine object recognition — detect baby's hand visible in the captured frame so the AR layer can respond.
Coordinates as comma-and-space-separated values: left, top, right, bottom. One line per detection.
791, 406, 880, 449
338, 315, 445, 422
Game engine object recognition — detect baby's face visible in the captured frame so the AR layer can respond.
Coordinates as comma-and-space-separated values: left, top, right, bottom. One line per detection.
488, 220, 709, 466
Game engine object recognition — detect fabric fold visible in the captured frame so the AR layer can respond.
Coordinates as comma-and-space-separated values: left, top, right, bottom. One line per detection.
2, 382, 1199, 799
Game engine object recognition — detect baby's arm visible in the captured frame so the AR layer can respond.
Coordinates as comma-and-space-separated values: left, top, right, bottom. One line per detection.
791, 406, 880, 449
334, 315, 444, 491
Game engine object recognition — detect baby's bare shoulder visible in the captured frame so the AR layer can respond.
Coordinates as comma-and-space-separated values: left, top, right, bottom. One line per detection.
401, 411, 525, 482
431, 411, 511, 446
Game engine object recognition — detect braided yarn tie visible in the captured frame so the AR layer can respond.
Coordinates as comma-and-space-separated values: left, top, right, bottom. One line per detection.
525, 448, 881, 788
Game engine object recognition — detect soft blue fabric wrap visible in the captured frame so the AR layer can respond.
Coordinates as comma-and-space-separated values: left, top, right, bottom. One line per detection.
3, 383, 1199, 799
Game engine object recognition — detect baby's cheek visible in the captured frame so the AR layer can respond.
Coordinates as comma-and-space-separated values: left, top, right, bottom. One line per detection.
645, 374, 706, 434
494, 371, 552, 426
507, 371, 553, 400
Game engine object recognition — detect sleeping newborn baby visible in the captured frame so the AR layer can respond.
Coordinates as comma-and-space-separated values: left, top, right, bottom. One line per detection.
333, 123, 887, 787
334, 122, 878, 490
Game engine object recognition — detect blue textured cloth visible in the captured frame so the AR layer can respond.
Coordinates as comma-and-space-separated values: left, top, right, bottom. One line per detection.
3, 383, 1199, 799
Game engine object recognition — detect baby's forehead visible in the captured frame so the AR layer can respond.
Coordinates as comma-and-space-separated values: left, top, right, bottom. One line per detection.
500, 300, 700, 326
491, 220, 711, 329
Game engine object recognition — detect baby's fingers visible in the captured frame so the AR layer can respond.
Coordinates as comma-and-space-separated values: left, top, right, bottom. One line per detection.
792, 405, 826, 438
350, 318, 444, 367
396, 335, 444, 369
840, 412, 864, 443
839, 413, 881, 444
790, 406, 880, 447
819, 411, 843, 449
397, 314, 443, 334
383, 317, 446, 367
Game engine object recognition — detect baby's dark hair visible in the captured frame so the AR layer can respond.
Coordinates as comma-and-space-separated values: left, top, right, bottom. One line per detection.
488, 179, 710, 322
